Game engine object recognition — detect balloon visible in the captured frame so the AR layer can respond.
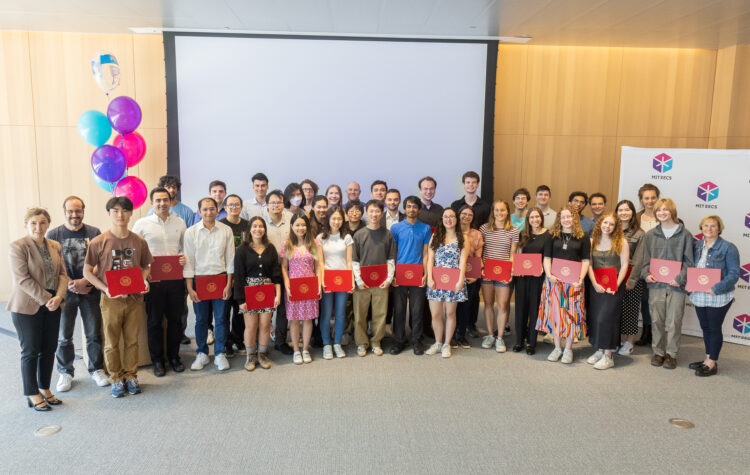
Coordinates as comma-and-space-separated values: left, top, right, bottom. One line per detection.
92, 169, 126, 193
113, 132, 147, 167
107, 96, 142, 134
91, 51, 120, 94
91, 145, 126, 183
114, 176, 148, 209
77, 110, 112, 146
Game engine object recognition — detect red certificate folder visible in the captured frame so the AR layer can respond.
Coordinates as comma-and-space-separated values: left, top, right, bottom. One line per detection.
105, 267, 145, 297
593, 267, 618, 292
649, 258, 682, 283
361, 264, 387, 287
465, 256, 482, 279
289, 276, 319, 301
195, 274, 227, 300
244, 284, 276, 310
512, 253, 543, 277
433, 267, 460, 291
395, 264, 423, 286
150, 255, 183, 282
686, 267, 721, 292
624, 265, 633, 283
483, 258, 512, 283
551, 258, 582, 284
324, 269, 353, 292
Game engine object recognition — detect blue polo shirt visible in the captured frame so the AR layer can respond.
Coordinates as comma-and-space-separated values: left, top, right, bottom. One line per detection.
391, 219, 432, 264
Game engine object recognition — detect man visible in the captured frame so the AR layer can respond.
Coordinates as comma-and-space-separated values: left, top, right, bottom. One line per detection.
221, 194, 251, 356
183, 197, 235, 372
450, 171, 490, 229
568, 191, 594, 234
83, 197, 153, 398
417, 176, 443, 229
589, 192, 607, 225
192, 180, 228, 224
384, 188, 405, 230
147, 175, 195, 227
362, 180, 388, 225
352, 200, 396, 357
309, 195, 329, 238
47, 196, 108, 392
389, 196, 431, 355
133, 187, 188, 377
263, 189, 294, 355
511, 188, 530, 232
345, 181, 361, 204
240, 172, 269, 220
535, 185, 556, 229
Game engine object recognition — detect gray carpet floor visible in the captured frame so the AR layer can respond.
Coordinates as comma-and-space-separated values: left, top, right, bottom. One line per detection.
0, 302, 748, 474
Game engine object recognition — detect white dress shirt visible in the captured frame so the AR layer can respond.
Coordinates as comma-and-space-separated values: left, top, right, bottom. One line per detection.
132, 212, 186, 256
182, 220, 235, 278
263, 209, 293, 256
240, 197, 268, 220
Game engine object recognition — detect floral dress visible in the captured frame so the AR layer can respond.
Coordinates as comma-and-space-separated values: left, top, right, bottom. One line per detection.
283, 243, 319, 321
427, 241, 467, 303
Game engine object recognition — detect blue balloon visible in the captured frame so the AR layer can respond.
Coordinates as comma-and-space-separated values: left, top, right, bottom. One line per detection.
91, 145, 126, 182
92, 169, 126, 193
78, 110, 112, 146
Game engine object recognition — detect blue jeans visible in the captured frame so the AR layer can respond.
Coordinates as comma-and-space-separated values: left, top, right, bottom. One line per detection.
193, 298, 228, 355
320, 291, 347, 345
695, 301, 732, 361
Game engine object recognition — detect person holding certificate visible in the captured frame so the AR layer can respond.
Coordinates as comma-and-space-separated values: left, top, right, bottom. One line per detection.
615, 200, 645, 355
688, 215, 740, 377
455, 205, 484, 346
536, 206, 590, 364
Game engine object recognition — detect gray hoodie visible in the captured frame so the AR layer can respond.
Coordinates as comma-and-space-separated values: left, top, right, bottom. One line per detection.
637, 222, 695, 293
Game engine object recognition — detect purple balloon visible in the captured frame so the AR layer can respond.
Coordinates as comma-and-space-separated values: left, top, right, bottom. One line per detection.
107, 96, 142, 134
91, 145, 127, 183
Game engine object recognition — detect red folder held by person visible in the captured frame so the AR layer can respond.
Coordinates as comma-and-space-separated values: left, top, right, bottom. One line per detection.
593, 267, 618, 292
465, 256, 482, 280
195, 274, 227, 300
433, 267, 460, 291
289, 276, 319, 301
649, 258, 682, 284
244, 284, 276, 310
512, 253, 543, 277
106, 267, 146, 297
150, 255, 183, 282
361, 264, 387, 287
686, 267, 721, 293
395, 264, 422, 286
483, 258, 512, 283
324, 269, 353, 292
551, 258, 582, 284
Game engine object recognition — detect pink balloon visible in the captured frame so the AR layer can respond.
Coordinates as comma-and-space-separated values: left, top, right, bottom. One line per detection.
113, 132, 146, 167
114, 176, 148, 209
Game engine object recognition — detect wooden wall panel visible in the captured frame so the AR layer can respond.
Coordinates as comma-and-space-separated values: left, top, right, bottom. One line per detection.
0, 31, 34, 126
493, 134, 524, 201
494, 45, 527, 135
133, 35, 166, 129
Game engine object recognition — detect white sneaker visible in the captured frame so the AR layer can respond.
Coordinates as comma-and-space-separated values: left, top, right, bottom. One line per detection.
323, 345, 333, 360
618, 341, 634, 356
357, 345, 367, 357
441, 343, 452, 358
302, 350, 312, 364
561, 348, 574, 364
214, 353, 230, 371
191, 352, 210, 371
333, 344, 346, 358
372, 346, 384, 356
206, 329, 215, 345
481, 335, 496, 349
495, 337, 506, 353
547, 347, 563, 362
594, 353, 614, 370
56, 373, 73, 392
587, 350, 604, 365
425, 342, 442, 355
91, 369, 109, 387
293, 351, 303, 365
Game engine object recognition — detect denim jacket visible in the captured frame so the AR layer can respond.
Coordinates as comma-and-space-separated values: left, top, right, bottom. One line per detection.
693, 236, 740, 295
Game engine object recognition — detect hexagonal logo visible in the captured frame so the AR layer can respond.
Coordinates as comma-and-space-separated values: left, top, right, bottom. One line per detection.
697, 182, 719, 202
653, 153, 673, 173
740, 263, 750, 283
745, 213, 750, 229
733, 314, 750, 334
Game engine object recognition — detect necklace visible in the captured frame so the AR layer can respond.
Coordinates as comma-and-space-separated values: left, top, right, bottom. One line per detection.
562, 233, 571, 250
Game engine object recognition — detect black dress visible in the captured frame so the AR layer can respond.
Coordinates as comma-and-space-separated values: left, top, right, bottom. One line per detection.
513, 231, 550, 348
588, 249, 622, 350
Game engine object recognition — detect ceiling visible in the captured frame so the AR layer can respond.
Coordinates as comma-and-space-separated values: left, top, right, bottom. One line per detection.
1, 0, 749, 48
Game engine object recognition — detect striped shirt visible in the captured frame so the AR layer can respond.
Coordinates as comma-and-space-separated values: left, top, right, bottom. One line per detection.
479, 224, 519, 261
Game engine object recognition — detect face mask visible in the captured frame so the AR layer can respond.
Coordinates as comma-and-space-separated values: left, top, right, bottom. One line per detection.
290, 196, 303, 207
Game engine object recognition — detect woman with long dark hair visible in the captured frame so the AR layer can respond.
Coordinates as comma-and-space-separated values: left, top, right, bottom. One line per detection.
615, 200, 644, 355
455, 205, 483, 347
284, 182, 304, 217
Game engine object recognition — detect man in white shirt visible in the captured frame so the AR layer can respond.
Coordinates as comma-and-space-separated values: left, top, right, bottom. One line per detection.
384, 188, 404, 230
240, 172, 269, 220
133, 187, 187, 376
535, 185, 557, 229
183, 197, 235, 371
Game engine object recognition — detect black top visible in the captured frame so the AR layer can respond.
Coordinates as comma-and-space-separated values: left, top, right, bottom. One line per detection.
519, 230, 551, 255
46, 224, 101, 280
450, 196, 491, 229
543, 233, 591, 262
233, 244, 282, 303
417, 202, 444, 228
220, 217, 250, 248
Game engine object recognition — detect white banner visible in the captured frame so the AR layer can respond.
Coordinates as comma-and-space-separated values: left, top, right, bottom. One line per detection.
618, 147, 750, 347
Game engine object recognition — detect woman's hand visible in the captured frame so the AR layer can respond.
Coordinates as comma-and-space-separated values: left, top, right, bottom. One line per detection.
455, 280, 464, 293
625, 280, 635, 290
593, 282, 605, 294
645, 274, 657, 284
668, 279, 680, 288
547, 274, 559, 284
188, 288, 200, 303
239, 303, 247, 312
45, 296, 62, 311
427, 278, 435, 290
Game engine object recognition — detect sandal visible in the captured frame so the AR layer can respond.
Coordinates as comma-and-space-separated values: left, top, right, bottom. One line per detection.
27, 397, 51, 412
42, 393, 63, 405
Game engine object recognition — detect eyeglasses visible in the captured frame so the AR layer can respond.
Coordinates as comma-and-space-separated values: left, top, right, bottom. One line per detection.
226, 203, 242, 208
268, 201, 283, 206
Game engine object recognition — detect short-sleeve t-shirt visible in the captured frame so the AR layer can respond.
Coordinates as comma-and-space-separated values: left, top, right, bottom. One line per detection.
352, 227, 396, 266
85, 231, 154, 301
543, 232, 591, 262
390, 220, 432, 264
46, 224, 101, 280
219, 217, 251, 248
479, 224, 519, 261
317, 232, 354, 270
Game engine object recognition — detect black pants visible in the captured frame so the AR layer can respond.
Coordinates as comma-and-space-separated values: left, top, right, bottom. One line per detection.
223, 295, 245, 348
56, 290, 103, 376
695, 301, 733, 361
392, 285, 426, 345
145, 280, 186, 363
12, 305, 61, 396
514, 275, 544, 348
457, 280, 481, 337
275, 287, 289, 346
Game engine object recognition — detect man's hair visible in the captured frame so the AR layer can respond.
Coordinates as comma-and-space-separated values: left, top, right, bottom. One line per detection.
345, 199, 364, 213
512, 187, 531, 201
370, 180, 388, 191
403, 195, 421, 210
149, 187, 171, 202
251, 172, 268, 184
208, 180, 226, 192
62, 195, 85, 210
418, 176, 437, 189
224, 194, 243, 207
158, 175, 181, 190
535, 184, 551, 195
365, 199, 384, 211
267, 189, 284, 203
106, 196, 134, 212
568, 191, 588, 205
462, 171, 480, 183
385, 188, 401, 198
312, 195, 328, 206
590, 192, 607, 204
197, 197, 218, 210
637, 183, 661, 201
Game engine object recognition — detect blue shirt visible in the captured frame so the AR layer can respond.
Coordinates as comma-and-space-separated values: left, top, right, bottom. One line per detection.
148, 201, 195, 227
390, 219, 432, 264
580, 215, 595, 235
191, 204, 226, 226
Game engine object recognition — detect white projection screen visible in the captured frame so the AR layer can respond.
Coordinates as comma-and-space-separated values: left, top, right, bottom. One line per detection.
165, 33, 496, 210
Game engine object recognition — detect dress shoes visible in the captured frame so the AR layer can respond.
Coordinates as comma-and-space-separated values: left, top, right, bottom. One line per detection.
650, 354, 664, 367
663, 354, 677, 370
413, 341, 425, 355
170, 359, 185, 373
526, 346, 536, 355
388, 344, 404, 355
688, 361, 705, 370
512, 344, 524, 353
695, 364, 717, 377
153, 361, 166, 377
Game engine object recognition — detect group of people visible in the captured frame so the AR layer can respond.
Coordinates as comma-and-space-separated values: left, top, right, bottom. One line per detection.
8, 171, 741, 411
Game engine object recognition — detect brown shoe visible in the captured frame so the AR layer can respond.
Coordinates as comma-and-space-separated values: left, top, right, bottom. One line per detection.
257, 351, 272, 370
663, 354, 677, 370
651, 354, 664, 366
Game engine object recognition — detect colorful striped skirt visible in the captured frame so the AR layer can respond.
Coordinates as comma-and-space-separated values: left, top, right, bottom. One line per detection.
535, 279, 586, 339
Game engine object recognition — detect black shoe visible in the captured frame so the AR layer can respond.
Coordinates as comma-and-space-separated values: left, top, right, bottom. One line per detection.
388, 344, 404, 355
275, 343, 294, 355
170, 359, 185, 373
512, 344, 524, 353
688, 361, 705, 370
27, 397, 51, 412
526, 346, 536, 355
695, 364, 717, 377
180, 335, 191, 345
153, 361, 166, 377
635, 325, 652, 346
504, 325, 511, 336
450, 338, 458, 349
456, 336, 471, 349
413, 341, 425, 355
225, 346, 236, 358
466, 327, 480, 338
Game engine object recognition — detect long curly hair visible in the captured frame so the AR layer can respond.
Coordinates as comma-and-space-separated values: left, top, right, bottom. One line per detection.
591, 213, 624, 254
431, 208, 464, 251
550, 205, 584, 239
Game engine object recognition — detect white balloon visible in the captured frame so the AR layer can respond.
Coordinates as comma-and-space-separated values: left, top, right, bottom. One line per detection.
91, 51, 120, 93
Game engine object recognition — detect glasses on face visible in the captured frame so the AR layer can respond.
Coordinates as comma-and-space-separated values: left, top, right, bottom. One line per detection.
226, 203, 242, 208
268, 201, 283, 206
571, 199, 585, 205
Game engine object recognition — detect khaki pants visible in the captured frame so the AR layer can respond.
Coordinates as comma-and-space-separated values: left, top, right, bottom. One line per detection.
353, 286, 388, 348
648, 287, 686, 357
100, 295, 143, 382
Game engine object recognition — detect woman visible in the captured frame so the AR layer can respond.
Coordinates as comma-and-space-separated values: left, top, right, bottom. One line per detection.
308, 195, 328, 238
536, 206, 590, 364
282, 214, 323, 365
325, 184, 343, 208
8, 208, 68, 411
511, 188, 530, 232
284, 182, 305, 217
426, 208, 468, 358
635, 183, 660, 346
234, 216, 282, 371
344, 199, 365, 235
616, 200, 644, 355
479, 200, 519, 353
301, 179, 319, 214
455, 205, 483, 347
688, 215, 739, 377
317, 206, 353, 359
586, 213, 630, 370
513, 207, 549, 355
639, 198, 694, 370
